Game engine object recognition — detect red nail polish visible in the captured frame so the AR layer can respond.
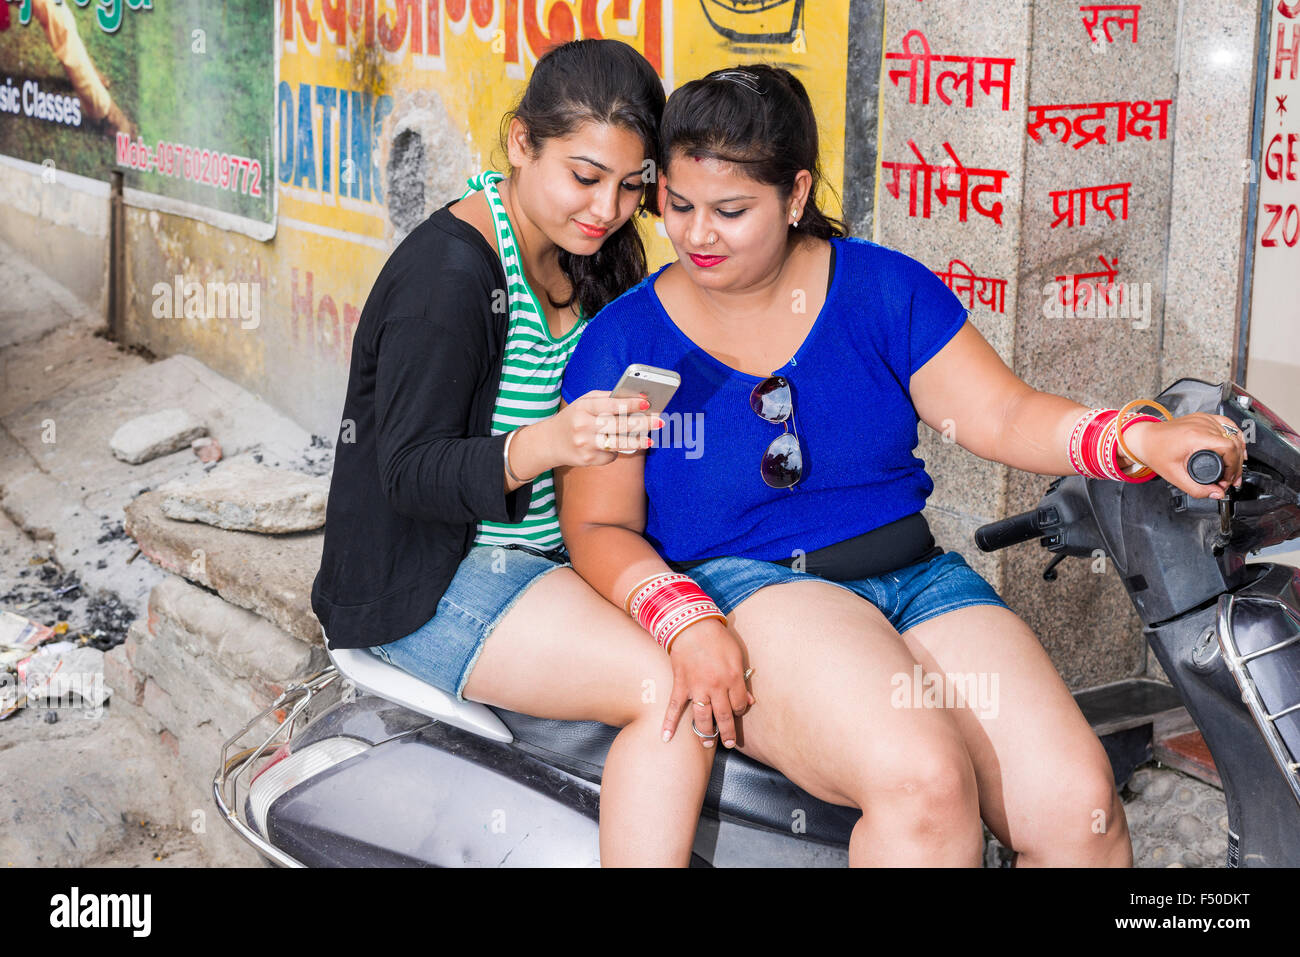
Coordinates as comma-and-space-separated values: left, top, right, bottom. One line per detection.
639, 399, 650, 410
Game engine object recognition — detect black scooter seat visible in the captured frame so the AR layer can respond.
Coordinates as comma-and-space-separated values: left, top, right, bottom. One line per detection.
488, 707, 858, 846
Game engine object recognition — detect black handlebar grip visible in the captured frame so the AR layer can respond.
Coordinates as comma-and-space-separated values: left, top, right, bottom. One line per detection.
1187, 449, 1225, 485
975, 510, 1044, 552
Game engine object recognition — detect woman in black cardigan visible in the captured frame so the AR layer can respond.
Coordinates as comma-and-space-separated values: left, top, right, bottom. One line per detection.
312, 40, 717, 866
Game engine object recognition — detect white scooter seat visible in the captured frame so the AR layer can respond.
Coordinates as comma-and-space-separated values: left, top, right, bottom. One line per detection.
322, 627, 511, 743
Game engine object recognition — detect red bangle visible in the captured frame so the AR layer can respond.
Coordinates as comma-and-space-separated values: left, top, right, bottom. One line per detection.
1096, 413, 1126, 481
1069, 406, 1163, 483
1080, 410, 1118, 479
628, 573, 690, 619
631, 576, 725, 652
1068, 409, 1108, 478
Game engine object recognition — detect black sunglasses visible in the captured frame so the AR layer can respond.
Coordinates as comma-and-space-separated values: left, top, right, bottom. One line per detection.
750, 375, 802, 489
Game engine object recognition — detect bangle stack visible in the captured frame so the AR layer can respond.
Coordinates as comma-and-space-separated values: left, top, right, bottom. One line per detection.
624, 573, 726, 654
1067, 399, 1172, 483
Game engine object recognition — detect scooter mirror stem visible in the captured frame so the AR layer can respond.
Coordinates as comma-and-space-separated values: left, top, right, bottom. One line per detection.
1210, 488, 1237, 555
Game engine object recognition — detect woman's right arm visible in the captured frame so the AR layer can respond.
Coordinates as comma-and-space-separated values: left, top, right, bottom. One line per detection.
371, 267, 655, 522
556, 407, 754, 748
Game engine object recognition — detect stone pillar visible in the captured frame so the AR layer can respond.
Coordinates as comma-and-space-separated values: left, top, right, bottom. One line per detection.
871, 0, 1264, 688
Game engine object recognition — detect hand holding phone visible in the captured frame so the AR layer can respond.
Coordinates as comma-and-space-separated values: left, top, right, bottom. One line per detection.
608, 364, 680, 455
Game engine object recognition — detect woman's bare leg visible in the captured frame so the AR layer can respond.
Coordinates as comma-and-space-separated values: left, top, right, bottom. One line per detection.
898, 604, 1132, 866
719, 579, 985, 866
462, 566, 714, 867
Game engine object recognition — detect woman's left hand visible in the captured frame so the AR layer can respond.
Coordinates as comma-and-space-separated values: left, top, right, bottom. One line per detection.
1122, 413, 1248, 500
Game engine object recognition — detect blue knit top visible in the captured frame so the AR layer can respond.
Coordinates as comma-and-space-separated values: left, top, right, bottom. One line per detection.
560, 237, 969, 564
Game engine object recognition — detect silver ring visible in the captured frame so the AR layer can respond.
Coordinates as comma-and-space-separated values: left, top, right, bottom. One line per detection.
1221, 424, 1239, 437
743, 667, 754, 680
691, 719, 719, 740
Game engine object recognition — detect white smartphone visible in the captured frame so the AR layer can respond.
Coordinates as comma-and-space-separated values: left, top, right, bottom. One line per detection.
609, 364, 680, 454
611, 363, 680, 413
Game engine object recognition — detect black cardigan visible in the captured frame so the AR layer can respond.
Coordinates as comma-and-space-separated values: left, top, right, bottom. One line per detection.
311, 201, 536, 650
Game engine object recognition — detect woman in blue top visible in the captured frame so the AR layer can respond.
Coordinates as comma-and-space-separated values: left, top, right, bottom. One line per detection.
558, 65, 1247, 867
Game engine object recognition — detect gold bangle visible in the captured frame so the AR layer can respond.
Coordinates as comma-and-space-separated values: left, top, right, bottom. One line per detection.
1114, 399, 1173, 470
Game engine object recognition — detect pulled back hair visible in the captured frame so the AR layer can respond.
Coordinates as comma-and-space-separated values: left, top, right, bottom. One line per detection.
499, 39, 665, 319
659, 64, 846, 242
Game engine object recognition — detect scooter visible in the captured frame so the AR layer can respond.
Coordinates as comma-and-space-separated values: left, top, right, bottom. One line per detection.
214, 378, 1300, 867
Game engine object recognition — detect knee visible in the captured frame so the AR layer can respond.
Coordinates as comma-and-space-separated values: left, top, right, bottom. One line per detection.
1020, 757, 1131, 865
859, 740, 982, 840
614, 649, 678, 729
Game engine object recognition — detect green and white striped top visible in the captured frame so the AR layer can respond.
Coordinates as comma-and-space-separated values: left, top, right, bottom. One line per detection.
461, 170, 588, 550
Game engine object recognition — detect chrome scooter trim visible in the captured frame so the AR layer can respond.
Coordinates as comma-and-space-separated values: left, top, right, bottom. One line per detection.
1216, 594, 1300, 807
212, 666, 343, 868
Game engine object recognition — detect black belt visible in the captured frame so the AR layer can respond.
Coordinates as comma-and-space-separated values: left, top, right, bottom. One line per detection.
665, 512, 943, 582
496, 542, 569, 563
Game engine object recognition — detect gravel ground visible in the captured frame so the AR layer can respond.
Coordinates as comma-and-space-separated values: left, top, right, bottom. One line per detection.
1122, 765, 1229, 867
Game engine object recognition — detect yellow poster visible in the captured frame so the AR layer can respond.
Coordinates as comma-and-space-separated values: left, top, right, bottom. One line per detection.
275, 0, 850, 363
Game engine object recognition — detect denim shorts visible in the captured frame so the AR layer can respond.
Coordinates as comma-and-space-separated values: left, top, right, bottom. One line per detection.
367, 543, 571, 702
684, 549, 1011, 635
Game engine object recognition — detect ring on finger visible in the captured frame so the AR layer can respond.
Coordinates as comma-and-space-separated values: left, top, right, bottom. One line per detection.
1221, 424, 1239, 438
691, 719, 719, 740
693, 698, 710, 707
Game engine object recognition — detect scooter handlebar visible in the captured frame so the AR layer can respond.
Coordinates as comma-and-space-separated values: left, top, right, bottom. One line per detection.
977, 450, 1228, 554
975, 509, 1045, 552
1187, 449, 1225, 485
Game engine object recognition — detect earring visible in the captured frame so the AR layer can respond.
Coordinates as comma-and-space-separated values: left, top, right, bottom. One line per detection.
791, 207, 801, 228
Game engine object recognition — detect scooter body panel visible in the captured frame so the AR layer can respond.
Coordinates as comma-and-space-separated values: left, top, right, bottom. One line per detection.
259, 705, 852, 867
1146, 584, 1300, 867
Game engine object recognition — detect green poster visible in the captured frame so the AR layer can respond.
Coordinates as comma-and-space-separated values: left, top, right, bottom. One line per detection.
0, 0, 275, 236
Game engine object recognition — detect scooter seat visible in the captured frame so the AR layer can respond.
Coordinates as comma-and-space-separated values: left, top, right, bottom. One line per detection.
325, 634, 856, 846
326, 644, 513, 743
488, 707, 858, 846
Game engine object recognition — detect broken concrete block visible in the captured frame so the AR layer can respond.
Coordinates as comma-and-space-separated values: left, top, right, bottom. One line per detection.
155, 461, 328, 533
110, 408, 207, 464
123, 491, 325, 644
146, 575, 317, 687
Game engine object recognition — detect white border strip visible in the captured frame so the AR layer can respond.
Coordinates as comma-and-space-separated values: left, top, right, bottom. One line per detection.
278, 215, 392, 252
0, 153, 110, 196
122, 187, 277, 241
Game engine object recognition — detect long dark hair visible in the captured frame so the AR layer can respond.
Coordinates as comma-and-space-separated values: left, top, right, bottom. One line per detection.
659, 64, 846, 242
500, 39, 665, 319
